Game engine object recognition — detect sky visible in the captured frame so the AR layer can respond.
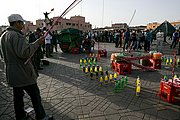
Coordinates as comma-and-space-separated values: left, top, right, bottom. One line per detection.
1, 0, 180, 28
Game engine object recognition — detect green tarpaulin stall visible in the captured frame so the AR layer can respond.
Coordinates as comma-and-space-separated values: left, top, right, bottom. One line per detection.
59, 28, 82, 53
152, 20, 176, 37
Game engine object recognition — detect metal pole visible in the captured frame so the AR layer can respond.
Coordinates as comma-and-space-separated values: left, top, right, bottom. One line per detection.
128, 9, 136, 26
178, 40, 180, 55
172, 50, 176, 78
102, 0, 104, 27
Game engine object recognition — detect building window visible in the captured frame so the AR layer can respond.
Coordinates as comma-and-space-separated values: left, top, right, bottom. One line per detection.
72, 23, 75, 26
66, 23, 71, 26
80, 24, 82, 26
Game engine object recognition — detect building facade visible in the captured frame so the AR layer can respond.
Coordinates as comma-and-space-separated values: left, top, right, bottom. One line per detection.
23, 21, 36, 33
147, 22, 160, 30
147, 21, 180, 30
32, 15, 92, 32
129, 26, 146, 31
112, 23, 128, 30
171, 21, 180, 29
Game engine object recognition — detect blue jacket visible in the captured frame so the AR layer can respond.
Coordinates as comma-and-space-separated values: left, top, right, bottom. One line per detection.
124, 31, 130, 40
145, 31, 152, 42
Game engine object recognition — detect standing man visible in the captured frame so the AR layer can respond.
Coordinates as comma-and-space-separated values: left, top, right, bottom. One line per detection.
52, 30, 58, 52
170, 30, 179, 49
29, 28, 43, 73
156, 29, 164, 53
114, 30, 119, 48
123, 28, 130, 51
45, 29, 53, 58
129, 30, 137, 51
0, 14, 53, 120
178, 30, 180, 55
144, 29, 152, 52
136, 30, 143, 50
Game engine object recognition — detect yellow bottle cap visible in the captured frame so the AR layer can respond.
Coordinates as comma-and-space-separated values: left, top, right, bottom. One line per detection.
100, 77, 103, 82
174, 75, 177, 79
90, 67, 93, 72
105, 76, 108, 81
114, 73, 117, 78
80, 59, 82, 63
84, 59, 87, 63
99, 67, 103, 72
85, 68, 88, 73
136, 77, 140, 84
109, 74, 112, 79
94, 67, 97, 72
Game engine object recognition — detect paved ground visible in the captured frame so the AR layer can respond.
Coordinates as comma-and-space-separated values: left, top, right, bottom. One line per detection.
0, 39, 180, 120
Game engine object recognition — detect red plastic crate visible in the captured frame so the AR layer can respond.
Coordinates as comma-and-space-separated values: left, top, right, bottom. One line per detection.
116, 62, 132, 75
98, 49, 107, 57
149, 59, 161, 69
72, 48, 79, 54
61, 44, 69, 48
159, 79, 180, 103
112, 60, 117, 71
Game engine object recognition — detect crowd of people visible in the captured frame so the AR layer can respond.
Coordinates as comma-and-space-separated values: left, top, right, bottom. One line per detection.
1, 28, 180, 63
89, 28, 180, 54
24, 27, 60, 73
89, 29, 153, 52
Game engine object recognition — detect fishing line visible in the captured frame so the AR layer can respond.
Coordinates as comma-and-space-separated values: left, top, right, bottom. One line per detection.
42, 0, 82, 109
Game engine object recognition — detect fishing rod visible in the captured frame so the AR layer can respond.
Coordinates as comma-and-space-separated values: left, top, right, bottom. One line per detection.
127, 9, 136, 53
24, 0, 82, 64
44, 0, 82, 37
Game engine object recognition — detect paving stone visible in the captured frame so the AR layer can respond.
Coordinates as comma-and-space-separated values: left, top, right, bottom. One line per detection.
105, 114, 121, 120
89, 109, 104, 117
120, 115, 143, 120
0, 115, 12, 120
104, 107, 119, 115
157, 109, 180, 120
90, 116, 106, 120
